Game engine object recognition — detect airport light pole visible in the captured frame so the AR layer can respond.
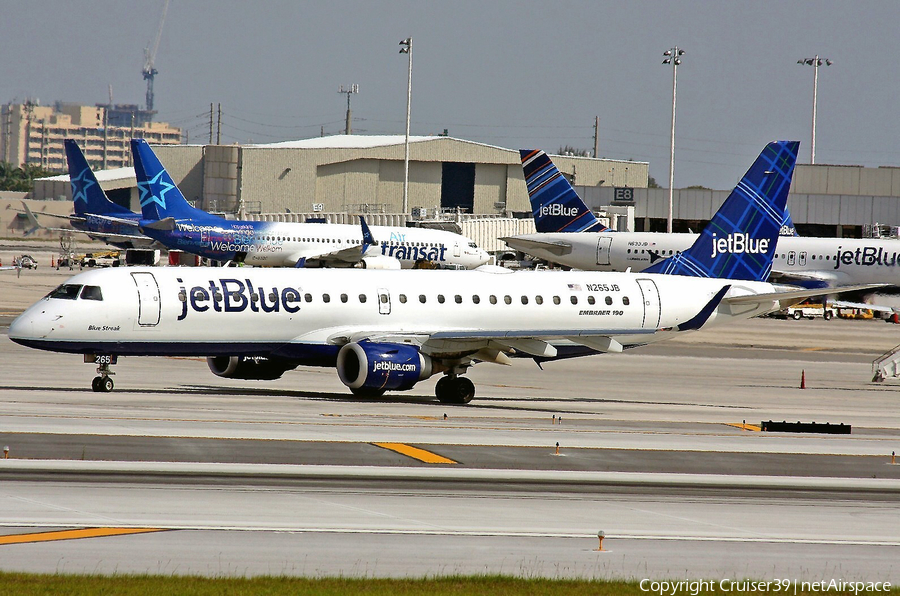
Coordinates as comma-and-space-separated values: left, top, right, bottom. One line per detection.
797, 56, 833, 164
662, 47, 684, 233
399, 37, 413, 215
338, 84, 359, 135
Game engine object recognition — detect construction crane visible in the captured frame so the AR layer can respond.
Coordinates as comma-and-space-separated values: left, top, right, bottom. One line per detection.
142, 0, 170, 115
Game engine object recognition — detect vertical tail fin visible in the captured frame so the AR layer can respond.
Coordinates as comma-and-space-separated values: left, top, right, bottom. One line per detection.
65, 139, 133, 217
519, 149, 609, 233
644, 140, 799, 281
780, 210, 799, 236
359, 215, 376, 254
131, 139, 215, 222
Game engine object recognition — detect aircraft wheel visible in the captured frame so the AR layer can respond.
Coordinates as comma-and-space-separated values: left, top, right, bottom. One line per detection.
437, 377, 475, 404
91, 377, 102, 392
435, 376, 453, 403
100, 377, 114, 392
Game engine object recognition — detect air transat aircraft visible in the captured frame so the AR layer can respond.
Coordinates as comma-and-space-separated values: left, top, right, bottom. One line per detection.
130, 139, 490, 269
505, 147, 900, 288
13, 140, 870, 402
21, 140, 154, 248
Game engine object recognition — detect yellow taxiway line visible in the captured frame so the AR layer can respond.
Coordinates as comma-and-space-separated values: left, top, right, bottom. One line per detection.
0, 527, 165, 546
374, 442, 458, 464
726, 423, 762, 432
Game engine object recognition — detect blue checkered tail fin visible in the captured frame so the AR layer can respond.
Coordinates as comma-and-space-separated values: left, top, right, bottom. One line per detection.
643, 140, 799, 281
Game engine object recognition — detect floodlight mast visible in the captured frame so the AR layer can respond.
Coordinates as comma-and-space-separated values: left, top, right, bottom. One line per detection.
797, 55, 833, 164
662, 46, 685, 233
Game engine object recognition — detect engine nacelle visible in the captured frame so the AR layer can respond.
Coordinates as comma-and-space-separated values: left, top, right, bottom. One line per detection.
359, 254, 402, 270
336, 342, 434, 392
207, 356, 293, 380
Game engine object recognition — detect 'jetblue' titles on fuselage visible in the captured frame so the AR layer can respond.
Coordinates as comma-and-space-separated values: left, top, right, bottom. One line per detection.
833, 246, 900, 270
540, 204, 579, 217
177, 278, 302, 321
709, 233, 770, 258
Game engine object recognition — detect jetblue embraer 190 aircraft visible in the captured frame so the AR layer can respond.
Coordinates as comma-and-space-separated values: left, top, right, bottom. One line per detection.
130, 139, 490, 269
13, 140, 870, 403
505, 147, 900, 288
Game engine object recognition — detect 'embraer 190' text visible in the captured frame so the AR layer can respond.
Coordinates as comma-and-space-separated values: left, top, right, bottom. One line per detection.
709, 233, 769, 258
177, 278, 302, 321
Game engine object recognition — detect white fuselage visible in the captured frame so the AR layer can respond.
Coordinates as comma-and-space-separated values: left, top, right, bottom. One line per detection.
507, 232, 900, 285
179, 220, 490, 269
9, 266, 780, 360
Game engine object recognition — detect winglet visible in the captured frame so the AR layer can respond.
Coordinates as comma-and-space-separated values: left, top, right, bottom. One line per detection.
644, 140, 799, 281
520, 149, 609, 233
677, 285, 731, 331
359, 215, 376, 254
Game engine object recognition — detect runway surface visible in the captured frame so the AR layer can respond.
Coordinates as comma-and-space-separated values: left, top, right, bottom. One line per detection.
1, 263, 899, 580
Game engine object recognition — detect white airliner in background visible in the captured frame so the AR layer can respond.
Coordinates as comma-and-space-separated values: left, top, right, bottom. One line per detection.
506, 148, 900, 288
12, 140, 873, 403
130, 139, 491, 269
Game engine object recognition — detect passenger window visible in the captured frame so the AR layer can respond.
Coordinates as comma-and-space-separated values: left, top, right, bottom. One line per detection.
504, 295, 512, 305
623, 296, 630, 305
304, 293, 313, 302
605, 296, 613, 305
570, 296, 578, 305
535, 295, 543, 305
215, 292, 224, 302
419, 294, 426, 304
267, 292, 277, 302
322, 294, 331, 303
455, 295, 462, 304
80, 285, 103, 301
472, 295, 480, 304
359, 294, 367, 303
340, 293, 348, 303
587, 296, 595, 305
489, 295, 497, 304
438, 295, 446, 304
399, 294, 407, 304
521, 296, 529, 305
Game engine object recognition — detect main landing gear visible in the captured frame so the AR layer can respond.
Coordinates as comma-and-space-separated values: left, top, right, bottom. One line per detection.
435, 375, 475, 404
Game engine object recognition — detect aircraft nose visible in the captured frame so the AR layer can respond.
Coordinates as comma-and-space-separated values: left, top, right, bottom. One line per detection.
8, 312, 33, 342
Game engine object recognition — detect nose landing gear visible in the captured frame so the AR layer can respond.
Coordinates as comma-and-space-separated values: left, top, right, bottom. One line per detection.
85, 354, 117, 392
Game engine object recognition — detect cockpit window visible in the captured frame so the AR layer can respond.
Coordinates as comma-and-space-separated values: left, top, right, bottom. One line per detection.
47, 284, 82, 300
80, 285, 103, 301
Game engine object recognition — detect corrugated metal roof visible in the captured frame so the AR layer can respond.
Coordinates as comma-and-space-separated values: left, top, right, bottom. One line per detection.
37, 167, 135, 183
246, 134, 512, 152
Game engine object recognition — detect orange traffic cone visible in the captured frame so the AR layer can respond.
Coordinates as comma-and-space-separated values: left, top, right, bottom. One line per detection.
800, 370, 806, 389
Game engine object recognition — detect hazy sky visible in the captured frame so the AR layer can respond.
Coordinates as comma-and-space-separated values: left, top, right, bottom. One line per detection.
3, 1, 897, 189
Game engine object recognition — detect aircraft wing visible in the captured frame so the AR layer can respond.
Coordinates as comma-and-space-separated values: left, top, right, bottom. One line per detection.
725, 283, 888, 306
286, 243, 367, 266
829, 300, 900, 314
767, 269, 847, 285
501, 236, 573, 256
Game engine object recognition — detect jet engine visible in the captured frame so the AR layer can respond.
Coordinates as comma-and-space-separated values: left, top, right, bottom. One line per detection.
207, 356, 294, 380
336, 342, 434, 393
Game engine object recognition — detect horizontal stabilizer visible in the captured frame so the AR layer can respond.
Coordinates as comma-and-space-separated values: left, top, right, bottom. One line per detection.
141, 217, 176, 231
